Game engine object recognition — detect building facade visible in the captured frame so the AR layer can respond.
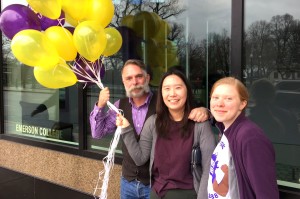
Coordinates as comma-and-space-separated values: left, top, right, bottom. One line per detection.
1, 0, 300, 198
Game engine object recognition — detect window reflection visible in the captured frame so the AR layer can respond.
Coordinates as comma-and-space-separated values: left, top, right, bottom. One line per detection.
87, 0, 231, 152
0, 0, 77, 145
245, 0, 300, 187
2, 59, 78, 145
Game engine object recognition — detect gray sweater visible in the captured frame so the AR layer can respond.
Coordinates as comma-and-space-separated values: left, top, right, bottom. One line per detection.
121, 114, 216, 199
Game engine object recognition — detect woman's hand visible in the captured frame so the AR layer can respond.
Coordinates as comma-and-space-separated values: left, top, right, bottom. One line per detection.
116, 113, 130, 128
188, 107, 210, 122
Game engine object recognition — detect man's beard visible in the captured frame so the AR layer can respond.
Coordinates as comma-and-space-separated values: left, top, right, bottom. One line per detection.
125, 81, 150, 98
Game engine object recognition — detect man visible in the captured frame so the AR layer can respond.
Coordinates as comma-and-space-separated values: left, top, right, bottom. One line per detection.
90, 59, 208, 199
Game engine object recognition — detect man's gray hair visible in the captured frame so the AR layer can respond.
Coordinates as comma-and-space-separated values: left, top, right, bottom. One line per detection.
121, 59, 149, 76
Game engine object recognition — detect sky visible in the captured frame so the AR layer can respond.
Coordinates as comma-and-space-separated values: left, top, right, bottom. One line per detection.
1, 0, 27, 8
184, 0, 300, 40
2, 0, 300, 40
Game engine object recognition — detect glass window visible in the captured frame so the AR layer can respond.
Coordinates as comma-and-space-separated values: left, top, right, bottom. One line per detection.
1, 0, 78, 146
86, 0, 231, 151
2, 63, 79, 146
0, 0, 229, 156
245, 0, 300, 188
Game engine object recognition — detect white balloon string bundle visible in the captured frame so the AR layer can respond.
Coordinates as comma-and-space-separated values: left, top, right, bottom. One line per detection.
93, 126, 122, 199
68, 58, 122, 199
71, 57, 104, 89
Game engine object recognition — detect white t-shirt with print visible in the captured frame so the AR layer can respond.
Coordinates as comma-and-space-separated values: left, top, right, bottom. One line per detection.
207, 134, 239, 199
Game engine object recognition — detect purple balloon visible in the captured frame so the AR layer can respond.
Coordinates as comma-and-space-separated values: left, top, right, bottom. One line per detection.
65, 26, 75, 35
39, 11, 65, 31
74, 58, 105, 83
0, 4, 41, 39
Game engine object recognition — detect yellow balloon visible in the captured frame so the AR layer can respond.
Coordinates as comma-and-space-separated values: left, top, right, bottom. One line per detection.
26, 0, 61, 19
121, 15, 134, 29
136, 38, 160, 68
133, 11, 160, 39
84, 0, 114, 28
45, 26, 77, 61
154, 20, 171, 41
150, 12, 161, 24
11, 29, 60, 69
73, 21, 107, 62
150, 66, 166, 87
102, 27, 122, 57
34, 61, 77, 89
136, 38, 157, 56
62, 0, 89, 21
65, 12, 80, 27
155, 40, 178, 67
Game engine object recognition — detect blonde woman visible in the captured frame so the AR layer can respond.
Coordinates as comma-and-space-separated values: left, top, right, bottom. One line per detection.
208, 77, 279, 199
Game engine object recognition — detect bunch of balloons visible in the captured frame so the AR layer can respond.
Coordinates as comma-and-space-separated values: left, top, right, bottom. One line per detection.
0, 0, 122, 89
120, 11, 179, 86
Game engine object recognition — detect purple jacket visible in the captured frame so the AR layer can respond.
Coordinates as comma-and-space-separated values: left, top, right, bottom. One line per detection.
217, 113, 279, 199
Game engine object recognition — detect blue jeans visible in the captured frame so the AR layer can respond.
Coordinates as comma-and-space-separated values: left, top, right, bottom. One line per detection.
120, 176, 150, 199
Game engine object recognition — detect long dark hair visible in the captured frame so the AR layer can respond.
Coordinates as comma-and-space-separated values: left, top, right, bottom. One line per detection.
155, 69, 195, 138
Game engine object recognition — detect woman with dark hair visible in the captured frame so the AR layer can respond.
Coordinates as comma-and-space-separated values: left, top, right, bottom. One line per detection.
116, 70, 216, 199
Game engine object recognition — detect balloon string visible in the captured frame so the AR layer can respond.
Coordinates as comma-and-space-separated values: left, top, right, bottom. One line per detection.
92, 95, 121, 198
93, 126, 122, 199
67, 57, 122, 198
72, 57, 100, 82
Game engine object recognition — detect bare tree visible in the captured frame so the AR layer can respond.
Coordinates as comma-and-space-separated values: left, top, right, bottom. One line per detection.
144, 0, 186, 19
286, 19, 300, 79
2, 36, 13, 65
112, 0, 186, 27
108, 0, 187, 71
246, 20, 273, 77
270, 14, 295, 76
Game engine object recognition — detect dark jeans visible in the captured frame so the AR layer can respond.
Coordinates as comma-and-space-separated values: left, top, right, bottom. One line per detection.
150, 189, 197, 199
120, 176, 150, 199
